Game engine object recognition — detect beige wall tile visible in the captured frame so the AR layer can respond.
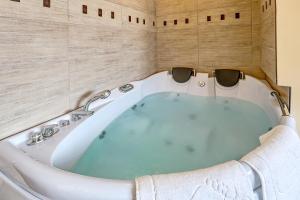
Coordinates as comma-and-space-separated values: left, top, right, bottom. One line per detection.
0, 17, 69, 138
0, 0, 156, 139
156, 0, 197, 16
156, 0, 263, 77
106, 0, 155, 14
156, 11, 198, 29
198, 25, 252, 48
0, 0, 283, 139
157, 28, 198, 70
260, 0, 276, 82
198, 3, 252, 25
0, 0, 68, 23
198, 0, 251, 11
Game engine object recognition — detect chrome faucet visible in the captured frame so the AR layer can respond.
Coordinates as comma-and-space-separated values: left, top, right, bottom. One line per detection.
271, 91, 290, 116
71, 110, 94, 122
71, 90, 111, 121
27, 132, 44, 145
27, 124, 59, 145
41, 124, 59, 138
83, 90, 111, 112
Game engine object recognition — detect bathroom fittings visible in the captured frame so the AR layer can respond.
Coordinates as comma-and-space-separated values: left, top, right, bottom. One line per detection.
71, 111, 94, 122
119, 84, 134, 93
58, 119, 70, 127
26, 124, 59, 145
27, 132, 44, 145
271, 91, 290, 116
84, 90, 111, 112
198, 81, 206, 87
41, 124, 59, 138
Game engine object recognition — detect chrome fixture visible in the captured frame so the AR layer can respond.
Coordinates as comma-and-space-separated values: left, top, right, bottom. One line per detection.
271, 91, 290, 116
240, 72, 246, 80
199, 81, 206, 87
27, 124, 59, 145
119, 84, 134, 93
71, 110, 93, 122
27, 131, 44, 145
84, 90, 111, 112
41, 124, 59, 138
59, 119, 70, 127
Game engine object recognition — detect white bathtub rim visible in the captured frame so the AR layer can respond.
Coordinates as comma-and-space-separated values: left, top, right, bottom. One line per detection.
2, 71, 289, 169
0, 142, 134, 200
4, 71, 281, 145
0, 71, 294, 200
51, 71, 287, 172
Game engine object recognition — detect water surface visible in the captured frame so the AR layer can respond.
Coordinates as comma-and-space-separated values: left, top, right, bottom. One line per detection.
71, 92, 273, 180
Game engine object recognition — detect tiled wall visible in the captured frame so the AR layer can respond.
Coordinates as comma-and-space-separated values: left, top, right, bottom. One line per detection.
156, 0, 264, 78
0, 0, 291, 139
0, 0, 156, 139
260, 0, 276, 82
259, 0, 290, 104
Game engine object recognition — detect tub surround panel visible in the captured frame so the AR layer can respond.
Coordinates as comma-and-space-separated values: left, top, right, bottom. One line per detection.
0, 0, 156, 139
156, 0, 263, 77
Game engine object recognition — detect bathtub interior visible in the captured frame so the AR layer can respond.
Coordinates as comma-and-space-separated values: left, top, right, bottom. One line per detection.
50, 71, 282, 172
0, 71, 284, 200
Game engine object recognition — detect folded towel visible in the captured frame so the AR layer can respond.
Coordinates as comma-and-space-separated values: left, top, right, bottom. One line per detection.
242, 125, 300, 200
136, 160, 255, 200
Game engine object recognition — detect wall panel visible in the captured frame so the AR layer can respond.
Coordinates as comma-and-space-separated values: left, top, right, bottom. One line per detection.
0, 0, 156, 139
156, 0, 264, 78
260, 0, 276, 82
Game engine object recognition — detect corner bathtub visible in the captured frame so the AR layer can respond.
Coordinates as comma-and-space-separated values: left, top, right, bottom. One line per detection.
0, 71, 293, 200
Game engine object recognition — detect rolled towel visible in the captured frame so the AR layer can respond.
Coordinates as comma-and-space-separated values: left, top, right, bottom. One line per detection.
136, 160, 255, 200
242, 125, 300, 200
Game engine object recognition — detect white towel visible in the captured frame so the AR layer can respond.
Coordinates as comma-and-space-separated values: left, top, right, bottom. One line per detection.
135, 160, 255, 200
242, 125, 300, 200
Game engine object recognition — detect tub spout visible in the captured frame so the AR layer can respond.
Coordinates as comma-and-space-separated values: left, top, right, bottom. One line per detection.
271, 91, 290, 116
83, 90, 111, 112
71, 111, 94, 122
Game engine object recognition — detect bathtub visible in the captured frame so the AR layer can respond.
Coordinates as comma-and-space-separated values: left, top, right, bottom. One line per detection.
0, 71, 293, 199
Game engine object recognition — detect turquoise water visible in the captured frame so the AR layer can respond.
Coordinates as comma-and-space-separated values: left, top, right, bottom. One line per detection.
71, 92, 273, 180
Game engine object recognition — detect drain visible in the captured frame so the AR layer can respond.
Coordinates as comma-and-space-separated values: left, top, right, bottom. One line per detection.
164, 139, 173, 146
188, 113, 197, 120
185, 145, 195, 153
99, 131, 106, 139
